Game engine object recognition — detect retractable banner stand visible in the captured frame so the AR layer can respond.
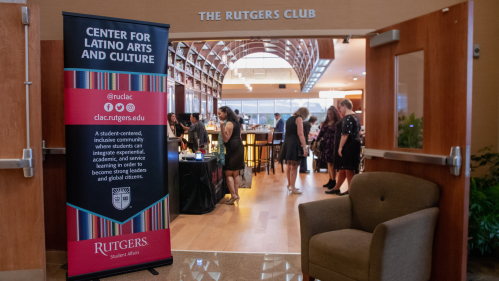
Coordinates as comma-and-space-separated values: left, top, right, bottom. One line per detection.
63, 12, 172, 280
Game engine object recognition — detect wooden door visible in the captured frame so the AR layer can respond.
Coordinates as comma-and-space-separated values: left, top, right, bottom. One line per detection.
365, 2, 472, 281
0, 3, 46, 280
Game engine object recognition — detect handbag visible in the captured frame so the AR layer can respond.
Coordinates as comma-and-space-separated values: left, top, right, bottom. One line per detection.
297, 144, 305, 158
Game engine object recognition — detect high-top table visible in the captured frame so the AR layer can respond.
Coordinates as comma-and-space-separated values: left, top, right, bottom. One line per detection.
207, 130, 274, 173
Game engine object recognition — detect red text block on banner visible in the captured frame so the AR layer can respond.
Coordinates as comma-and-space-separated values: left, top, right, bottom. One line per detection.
65, 88, 168, 126
68, 229, 171, 276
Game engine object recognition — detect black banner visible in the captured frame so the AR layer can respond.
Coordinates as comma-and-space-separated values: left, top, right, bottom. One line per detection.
64, 12, 172, 280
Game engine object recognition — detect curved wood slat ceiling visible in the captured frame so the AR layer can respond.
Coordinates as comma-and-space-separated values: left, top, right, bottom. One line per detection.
171, 38, 334, 94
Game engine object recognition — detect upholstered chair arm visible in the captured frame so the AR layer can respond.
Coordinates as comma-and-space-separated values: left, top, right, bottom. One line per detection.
299, 196, 352, 275
369, 207, 439, 281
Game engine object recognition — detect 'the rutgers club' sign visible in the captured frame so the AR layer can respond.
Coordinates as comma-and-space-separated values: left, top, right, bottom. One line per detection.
63, 12, 172, 280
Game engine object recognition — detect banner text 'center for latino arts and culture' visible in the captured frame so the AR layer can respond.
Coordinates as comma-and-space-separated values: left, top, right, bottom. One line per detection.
63, 13, 171, 279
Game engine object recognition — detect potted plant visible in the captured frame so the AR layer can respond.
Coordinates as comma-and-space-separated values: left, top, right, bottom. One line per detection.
468, 147, 499, 256
397, 113, 423, 149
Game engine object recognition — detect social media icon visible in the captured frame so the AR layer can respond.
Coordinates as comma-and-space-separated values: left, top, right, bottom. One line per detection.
107, 93, 113, 100
104, 103, 113, 112
115, 103, 125, 112
126, 103, 135, 112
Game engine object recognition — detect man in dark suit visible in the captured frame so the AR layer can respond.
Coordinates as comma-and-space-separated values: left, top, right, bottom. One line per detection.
274, 113, 284, 133
299, 115, 317, 174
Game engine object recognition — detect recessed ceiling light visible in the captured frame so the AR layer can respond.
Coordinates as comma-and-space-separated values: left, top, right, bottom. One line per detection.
353, 78, 358, 81
362, 71, 366, 75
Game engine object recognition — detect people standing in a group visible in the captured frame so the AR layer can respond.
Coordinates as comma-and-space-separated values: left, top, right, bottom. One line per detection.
326, 99, 361, 195
274, 113, 284, 133
279, 107, 309, 194
218, 106, 245, 205
299, 115, 317, 174
234, 109, 244, 129
318, 106, 342, 190
181, 113, 208, 152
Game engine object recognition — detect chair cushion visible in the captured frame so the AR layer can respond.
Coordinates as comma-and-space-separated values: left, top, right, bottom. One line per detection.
309, 229, 372, 281
349, 172, 439, 233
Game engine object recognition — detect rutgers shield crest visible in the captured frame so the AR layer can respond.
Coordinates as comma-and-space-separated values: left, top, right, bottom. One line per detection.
112, 187, 131, 210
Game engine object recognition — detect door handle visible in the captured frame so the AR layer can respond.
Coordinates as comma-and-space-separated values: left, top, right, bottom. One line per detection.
364, 146, 462, 176
0, 149, 34, 177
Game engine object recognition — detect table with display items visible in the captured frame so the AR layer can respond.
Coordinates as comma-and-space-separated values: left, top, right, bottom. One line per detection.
178, 156, 228, 214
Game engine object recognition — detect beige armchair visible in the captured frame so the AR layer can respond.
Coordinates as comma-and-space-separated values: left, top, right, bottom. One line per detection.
299, 172, 439, 281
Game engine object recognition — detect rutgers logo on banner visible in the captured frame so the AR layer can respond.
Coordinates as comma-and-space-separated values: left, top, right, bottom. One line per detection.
112, 187, 131, 210
63, 12, 172, 280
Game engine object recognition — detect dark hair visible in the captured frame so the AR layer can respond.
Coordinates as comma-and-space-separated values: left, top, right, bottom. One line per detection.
309, 115, 318, 123
218, 106, 239, 123
274, 113, 280, 117
167, 113, 177, 124
234, 109, 240, 115
340, 98, 353, 110
191, 113, 200, 121
325, 106, 341, 124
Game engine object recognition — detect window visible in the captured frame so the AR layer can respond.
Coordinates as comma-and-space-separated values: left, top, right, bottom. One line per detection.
242, 101, 257, 114
234, 52, 292, 69
396, 50, 424, 149
225, 101, 242, 112
258, 100, 275, 113
291, 99, 309, 112
309, 99, 326, 113
216, 98, 356, 127
275, 99, 291, 113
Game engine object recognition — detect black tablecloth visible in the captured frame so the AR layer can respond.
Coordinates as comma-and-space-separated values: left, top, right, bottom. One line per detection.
179, 156, 228, 214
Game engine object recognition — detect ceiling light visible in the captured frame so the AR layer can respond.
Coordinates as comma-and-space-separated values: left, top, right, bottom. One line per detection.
312, 73, 320, 78
309, 78, 318, 81
355, 110, 362, 113
353, 78, 358, 80
319, 91, 347, 99
315, 67, 325, 72
222, 53, 227, 64
362, 71, 366, 75
318, 59, 330, 66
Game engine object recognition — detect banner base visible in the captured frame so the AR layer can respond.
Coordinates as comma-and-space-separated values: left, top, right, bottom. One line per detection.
66, 256, 173, 281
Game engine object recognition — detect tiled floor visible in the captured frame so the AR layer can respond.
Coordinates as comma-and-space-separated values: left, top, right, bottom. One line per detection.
47, 250, 305, 281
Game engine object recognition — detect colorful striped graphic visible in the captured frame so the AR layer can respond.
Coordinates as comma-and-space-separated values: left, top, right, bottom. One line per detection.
64, 70, 168, 92
67, 196, 170, 242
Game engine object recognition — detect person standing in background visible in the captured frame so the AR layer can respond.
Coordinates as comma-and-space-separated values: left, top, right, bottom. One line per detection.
181, 113, 208, 152
327, 99, 361, 196
319, 106, 342, 190
299, 115, 317, 174
234, 109, 244, 129
218, 106, 245, 205
274, 113, 284, 133
279, 107, 309, 194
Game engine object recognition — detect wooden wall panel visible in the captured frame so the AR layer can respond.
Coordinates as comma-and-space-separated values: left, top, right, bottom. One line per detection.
40, 40, 67, 251
0, 3, 46, 277
365, 2, 472, 281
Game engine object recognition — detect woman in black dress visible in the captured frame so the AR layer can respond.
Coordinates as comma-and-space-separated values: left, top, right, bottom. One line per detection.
279, 107, 310, 194
327, 99, 361, 195
317, 106, 342, 189
218, 106, 245, 205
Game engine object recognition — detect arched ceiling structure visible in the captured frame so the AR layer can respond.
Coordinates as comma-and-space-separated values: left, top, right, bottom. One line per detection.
171, 38, 335, 94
